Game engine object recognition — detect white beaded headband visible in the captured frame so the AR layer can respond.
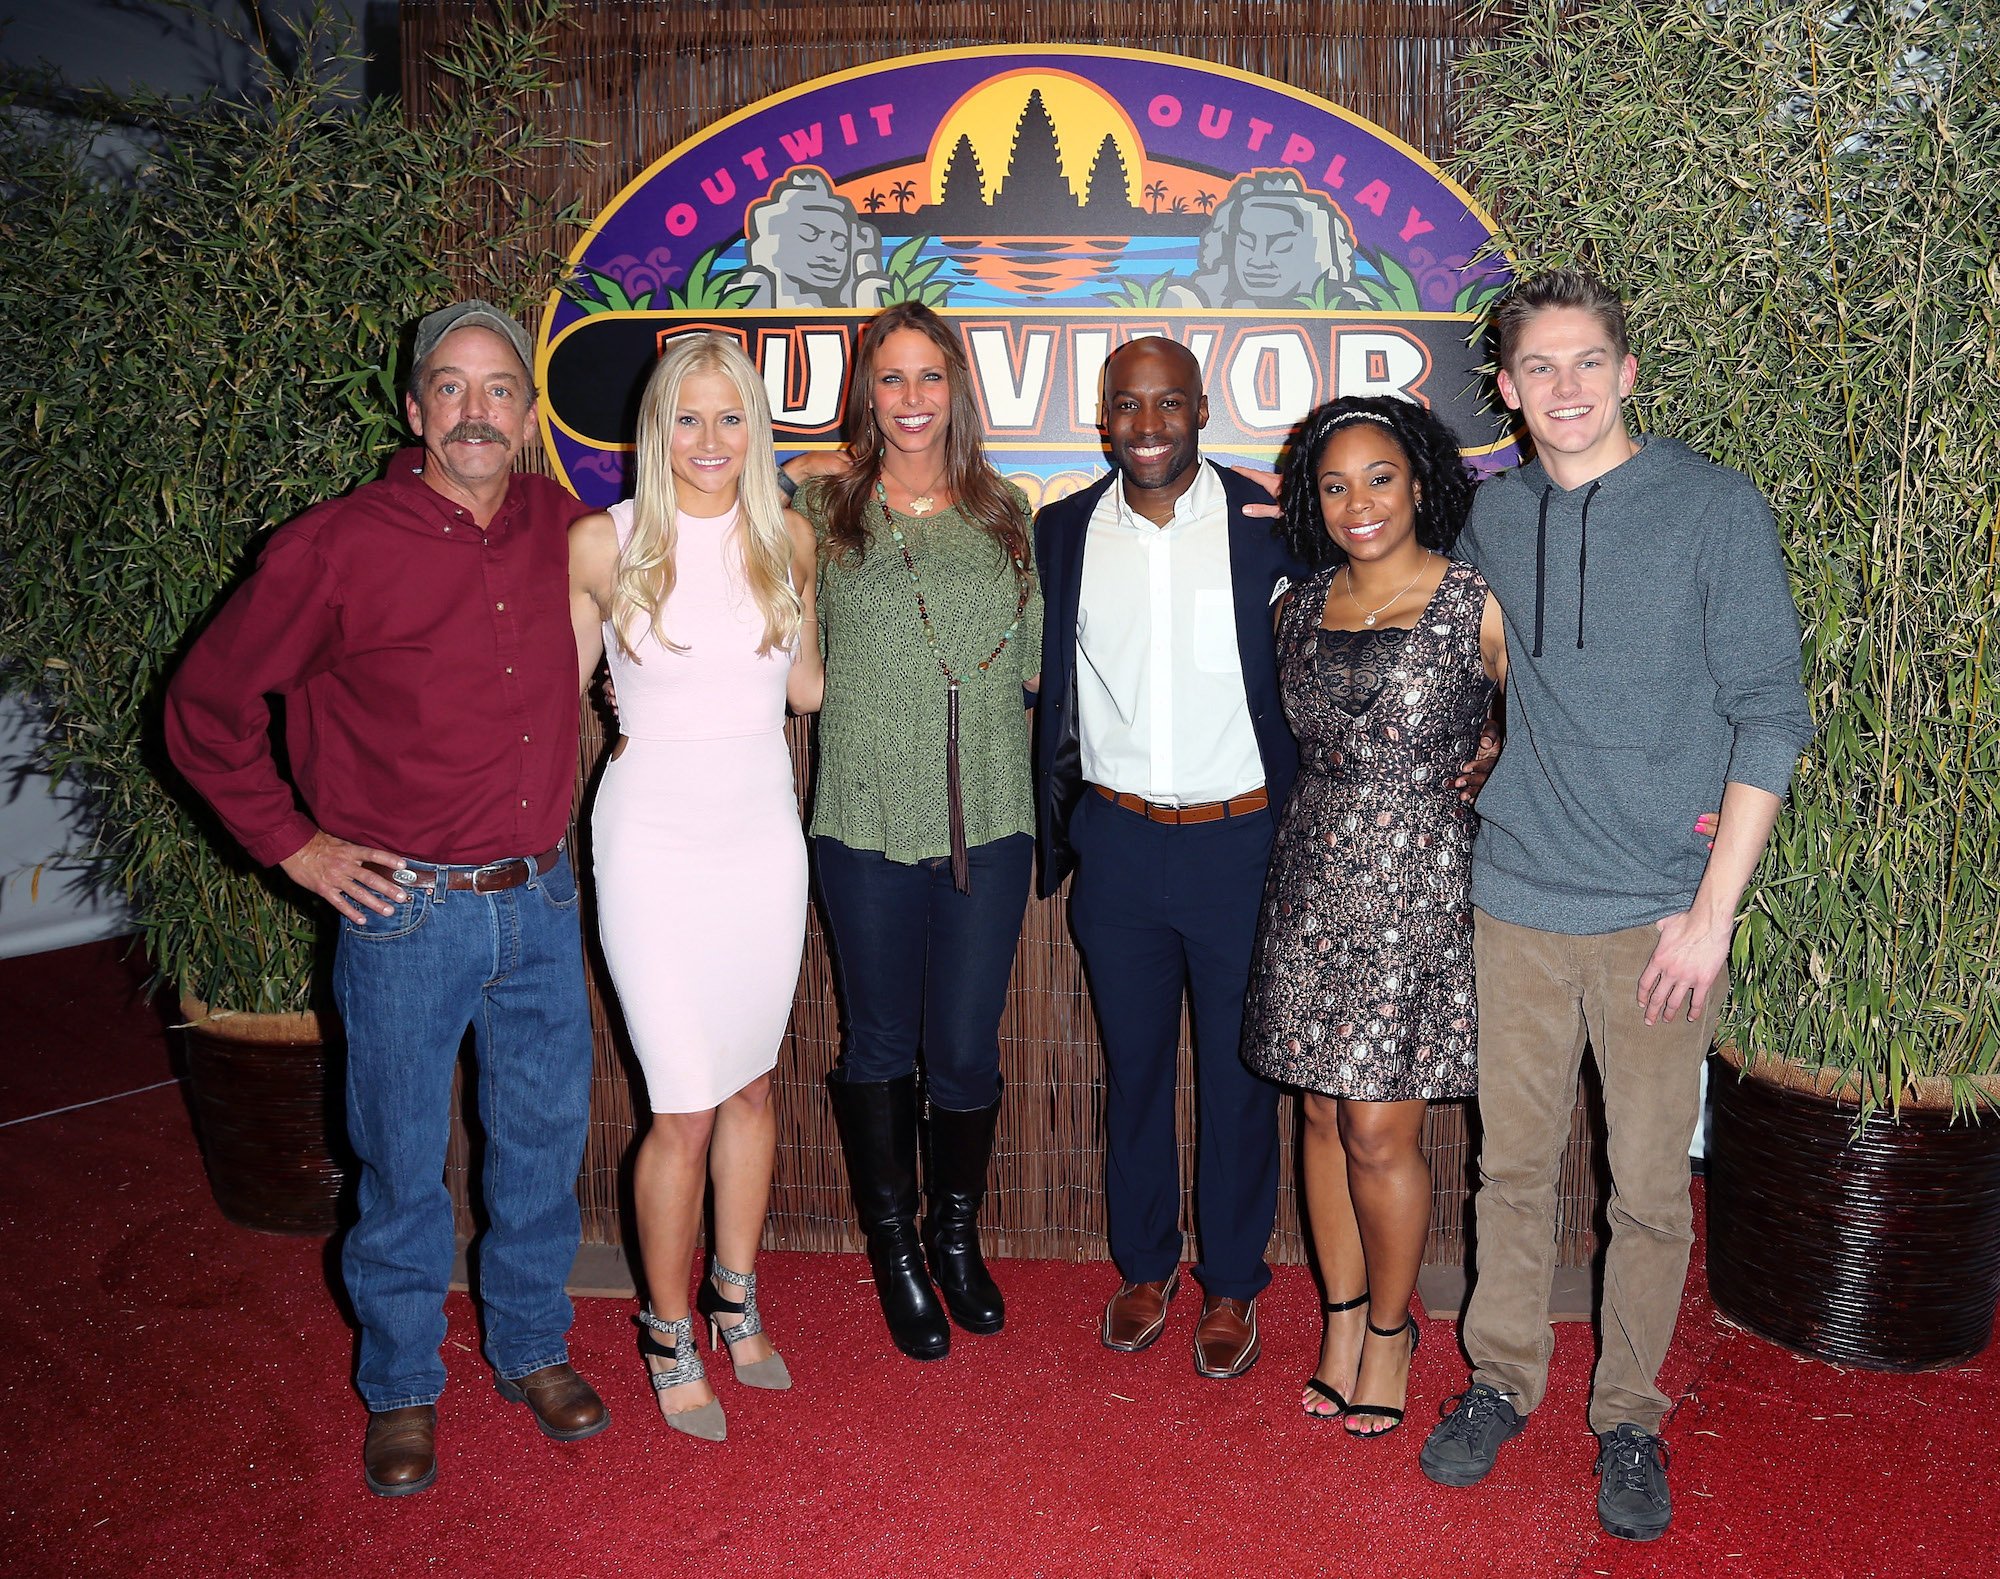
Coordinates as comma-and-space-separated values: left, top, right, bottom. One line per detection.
1324, 411, 1398, 432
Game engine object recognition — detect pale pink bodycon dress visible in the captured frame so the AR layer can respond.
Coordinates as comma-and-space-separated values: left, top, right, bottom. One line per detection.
590, 501, 806, 1113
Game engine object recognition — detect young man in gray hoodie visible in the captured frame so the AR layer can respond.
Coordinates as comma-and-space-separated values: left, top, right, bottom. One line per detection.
1417, 271, 1812, 1541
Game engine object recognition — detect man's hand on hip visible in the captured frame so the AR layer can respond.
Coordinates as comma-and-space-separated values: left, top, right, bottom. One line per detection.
1638, 907, 1729, 1026
280, 829, 409, 922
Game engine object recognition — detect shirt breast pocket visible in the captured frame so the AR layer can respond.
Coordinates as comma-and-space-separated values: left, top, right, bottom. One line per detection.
1193, 588, 1238, 675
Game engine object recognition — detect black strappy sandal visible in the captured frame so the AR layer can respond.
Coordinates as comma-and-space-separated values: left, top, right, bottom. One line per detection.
1345, 1314, 1422, 1438
1302, 1290, 1370, 1419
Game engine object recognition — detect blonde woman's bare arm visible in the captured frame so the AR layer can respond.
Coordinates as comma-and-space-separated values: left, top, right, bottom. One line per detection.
568, 510, 619, 695
784, 508, 825, 714
781, 450, 853, 485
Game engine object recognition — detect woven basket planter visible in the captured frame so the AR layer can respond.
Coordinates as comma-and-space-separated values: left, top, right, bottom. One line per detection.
1706, 1045, 2000, 1370
180, 999, 347, 1236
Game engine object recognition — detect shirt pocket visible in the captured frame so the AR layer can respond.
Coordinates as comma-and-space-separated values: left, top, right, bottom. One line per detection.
1193, 588, 1238, 675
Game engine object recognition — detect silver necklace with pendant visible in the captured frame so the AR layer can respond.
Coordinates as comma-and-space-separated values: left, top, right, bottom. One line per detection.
1345, 553, 1433, 626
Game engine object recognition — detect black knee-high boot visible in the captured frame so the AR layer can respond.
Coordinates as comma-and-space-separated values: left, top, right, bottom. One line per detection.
923, 1085, 1006, 1334
827, 1072, 950, 1361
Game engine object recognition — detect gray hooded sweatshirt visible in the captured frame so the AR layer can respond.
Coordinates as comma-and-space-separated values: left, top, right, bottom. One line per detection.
1457, 436, 1813, 935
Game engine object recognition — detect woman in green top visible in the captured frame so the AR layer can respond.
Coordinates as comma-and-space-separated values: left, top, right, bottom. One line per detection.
795, 302, 1042, 1362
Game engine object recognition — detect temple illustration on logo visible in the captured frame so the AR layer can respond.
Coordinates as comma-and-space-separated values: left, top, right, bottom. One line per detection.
539, 48, 1518, 507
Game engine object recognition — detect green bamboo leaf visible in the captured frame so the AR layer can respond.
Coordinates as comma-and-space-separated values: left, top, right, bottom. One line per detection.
1446, 2, 1999, 1094
0, 1, 578, 1011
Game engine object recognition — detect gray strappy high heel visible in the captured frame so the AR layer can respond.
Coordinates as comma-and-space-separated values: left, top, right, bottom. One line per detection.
636, 1309, 726, 1441
696, 1262, 793, 1391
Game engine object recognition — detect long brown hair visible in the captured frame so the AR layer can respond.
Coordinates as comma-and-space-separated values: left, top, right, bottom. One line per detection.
819, 302, 1030, 579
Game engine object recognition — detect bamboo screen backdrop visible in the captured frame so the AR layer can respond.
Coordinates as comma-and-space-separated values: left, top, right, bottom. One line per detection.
402, 0, 1607, 1288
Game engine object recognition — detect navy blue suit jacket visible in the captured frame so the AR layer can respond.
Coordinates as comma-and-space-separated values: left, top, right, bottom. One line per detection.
1032, 460, 1306, 898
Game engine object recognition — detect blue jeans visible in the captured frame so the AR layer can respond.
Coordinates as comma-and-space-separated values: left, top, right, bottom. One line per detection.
332, 848, 592, 1411
813, 834, 1032, 1111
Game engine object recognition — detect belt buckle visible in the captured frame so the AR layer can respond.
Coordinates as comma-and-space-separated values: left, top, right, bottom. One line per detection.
471, 857, 527, 893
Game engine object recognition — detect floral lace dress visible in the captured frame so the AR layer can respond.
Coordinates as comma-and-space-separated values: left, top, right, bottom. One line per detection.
1241, 559, 1494, 1101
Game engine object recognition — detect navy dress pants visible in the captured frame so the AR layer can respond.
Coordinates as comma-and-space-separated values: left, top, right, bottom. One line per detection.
1066, 790, 1279, 1301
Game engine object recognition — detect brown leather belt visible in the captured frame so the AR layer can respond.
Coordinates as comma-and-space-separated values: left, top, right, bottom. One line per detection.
365, 842, 563, 894
1091, 783, 1269, 825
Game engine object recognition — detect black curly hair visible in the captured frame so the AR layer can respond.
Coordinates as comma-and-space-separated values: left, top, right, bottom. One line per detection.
1279, 395, 1474, 571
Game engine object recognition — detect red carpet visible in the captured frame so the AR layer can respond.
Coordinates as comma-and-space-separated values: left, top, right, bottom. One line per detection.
4, 940, 1994, 1578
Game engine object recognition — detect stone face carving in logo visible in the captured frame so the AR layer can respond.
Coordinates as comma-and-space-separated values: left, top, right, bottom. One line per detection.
540, 47, 1517, 509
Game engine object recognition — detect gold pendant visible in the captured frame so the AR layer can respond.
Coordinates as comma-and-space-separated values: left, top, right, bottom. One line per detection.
909, 495, 935, 515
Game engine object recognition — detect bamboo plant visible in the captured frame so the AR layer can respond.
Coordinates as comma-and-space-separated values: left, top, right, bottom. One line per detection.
0, 1, 572, 1012
1453, 0, 2000, 1114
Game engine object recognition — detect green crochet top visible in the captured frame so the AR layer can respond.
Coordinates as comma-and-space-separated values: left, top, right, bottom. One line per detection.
800, 476, 1043, 863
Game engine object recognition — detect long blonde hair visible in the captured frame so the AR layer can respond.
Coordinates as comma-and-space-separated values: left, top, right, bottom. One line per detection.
613, 333, 800, 659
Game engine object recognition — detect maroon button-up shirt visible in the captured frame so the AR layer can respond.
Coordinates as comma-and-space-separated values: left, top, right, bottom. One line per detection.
166, 449, 588, 868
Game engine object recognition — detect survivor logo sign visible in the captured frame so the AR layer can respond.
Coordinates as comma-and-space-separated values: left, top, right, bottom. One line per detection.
539, 46, 1517, 509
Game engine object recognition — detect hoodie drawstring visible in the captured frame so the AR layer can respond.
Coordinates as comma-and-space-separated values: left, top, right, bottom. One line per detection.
1577, 481, 1600, 649
1532, 486, 1551, 658
1530, 480, 1601, 657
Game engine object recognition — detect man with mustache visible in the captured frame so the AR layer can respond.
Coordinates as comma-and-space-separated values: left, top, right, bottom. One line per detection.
166, 302, 608, 1496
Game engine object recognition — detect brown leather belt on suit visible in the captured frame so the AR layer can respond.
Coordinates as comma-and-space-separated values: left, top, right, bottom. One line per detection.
364, 842, 564, 894
1091, 783, 1269, 825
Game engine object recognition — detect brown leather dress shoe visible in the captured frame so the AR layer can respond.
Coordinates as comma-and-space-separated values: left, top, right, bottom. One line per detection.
1192, 1295, 1261, 1379
494, 1362, 611, 1441
1101, 1271, 1180, 1352
363, 1404, 437, 1497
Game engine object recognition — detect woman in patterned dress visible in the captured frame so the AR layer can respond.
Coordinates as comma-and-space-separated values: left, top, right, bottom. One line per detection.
1241, 396, 1505, 1437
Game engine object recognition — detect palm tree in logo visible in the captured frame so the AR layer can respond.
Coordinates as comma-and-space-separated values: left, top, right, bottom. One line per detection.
1170, 195, 1189, 215
1195, 190, 1218, 215
1144, 179, 1168, 213
890, 179, 918, 214
864, 189, 886, 214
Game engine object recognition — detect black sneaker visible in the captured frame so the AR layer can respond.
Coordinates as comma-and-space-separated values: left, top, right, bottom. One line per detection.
1418, 1382, 1525, 1486
1595, 1424, 1672, 1541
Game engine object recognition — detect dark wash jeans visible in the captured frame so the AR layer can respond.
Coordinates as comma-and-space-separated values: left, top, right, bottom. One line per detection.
332, 848, 592, 1412
812, 833, 1032, 1112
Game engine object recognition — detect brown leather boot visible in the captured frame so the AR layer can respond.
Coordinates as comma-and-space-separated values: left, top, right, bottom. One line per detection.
363, 1404, 437, 1497
494, 1363, 610, 1441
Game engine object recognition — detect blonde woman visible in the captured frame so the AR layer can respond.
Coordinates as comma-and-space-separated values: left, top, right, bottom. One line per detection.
569, 333, 822, 1442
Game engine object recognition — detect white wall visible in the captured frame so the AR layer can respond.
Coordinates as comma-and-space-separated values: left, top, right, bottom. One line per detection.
0, 692, 129, 959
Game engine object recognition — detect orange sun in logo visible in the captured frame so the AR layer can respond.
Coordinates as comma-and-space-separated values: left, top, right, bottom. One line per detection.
926, 69, 1147, 206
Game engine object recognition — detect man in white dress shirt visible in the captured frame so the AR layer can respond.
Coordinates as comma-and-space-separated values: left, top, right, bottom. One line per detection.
1033, 337, 1306, 1377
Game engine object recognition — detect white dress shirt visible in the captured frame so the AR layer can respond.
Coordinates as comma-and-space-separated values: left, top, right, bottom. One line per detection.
1075, 460, 1265, 805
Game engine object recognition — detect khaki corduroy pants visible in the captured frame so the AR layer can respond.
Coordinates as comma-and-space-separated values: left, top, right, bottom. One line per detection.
1463, 908, 1724, 1436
